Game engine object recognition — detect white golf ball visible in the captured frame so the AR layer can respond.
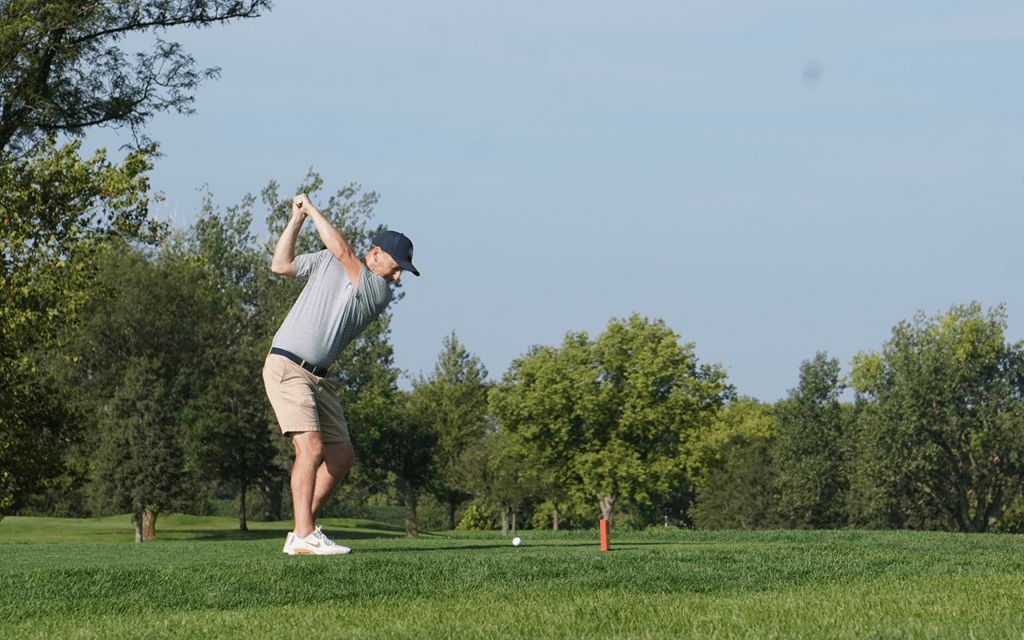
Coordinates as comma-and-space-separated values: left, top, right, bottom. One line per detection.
512, 537, 522, 546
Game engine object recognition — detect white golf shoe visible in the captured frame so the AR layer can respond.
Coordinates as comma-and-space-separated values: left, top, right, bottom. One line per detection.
282, 531, 297, 554
284, 526, 352, 555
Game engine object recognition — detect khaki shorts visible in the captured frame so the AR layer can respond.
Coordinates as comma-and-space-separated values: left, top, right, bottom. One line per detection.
262, 353, 350, 444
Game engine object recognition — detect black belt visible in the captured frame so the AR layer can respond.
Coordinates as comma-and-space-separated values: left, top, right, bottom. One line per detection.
270, 348, 330, 377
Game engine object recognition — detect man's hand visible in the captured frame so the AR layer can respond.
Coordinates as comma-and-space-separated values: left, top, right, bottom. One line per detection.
292, 194, 312, 221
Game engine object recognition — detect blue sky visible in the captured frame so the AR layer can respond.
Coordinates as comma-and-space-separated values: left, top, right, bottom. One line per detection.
85, 0, 1024, 401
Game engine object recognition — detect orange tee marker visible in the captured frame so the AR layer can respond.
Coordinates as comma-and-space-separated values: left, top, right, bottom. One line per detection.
600, 519, 611, 551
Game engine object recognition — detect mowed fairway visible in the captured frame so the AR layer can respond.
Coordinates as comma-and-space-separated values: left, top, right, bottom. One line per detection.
2, 517, 1024, 639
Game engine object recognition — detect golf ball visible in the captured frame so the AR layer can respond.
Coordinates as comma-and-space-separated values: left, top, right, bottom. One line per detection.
512, 537, 522, 546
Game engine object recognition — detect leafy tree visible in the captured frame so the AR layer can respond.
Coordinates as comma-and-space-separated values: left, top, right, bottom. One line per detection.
455, 430, 542, 534
90, 356, 188, 542
66, 241, 217, 535
490, 336, 598, 525
174, 196, 285, 530
492, 315, 732, 528
0, 139, 158, 519
688, 398, 783, 530
587, 315, 731, 525
0, 0, 272, 157
383, 392, 437, 537
408, 332, 490, 530
771, 352, 857, 529
687, 397, 776, 485
849, 302, 1024, 532
690, 433, 783, 530
348, 368, 434, 538
0, 0, 273, 519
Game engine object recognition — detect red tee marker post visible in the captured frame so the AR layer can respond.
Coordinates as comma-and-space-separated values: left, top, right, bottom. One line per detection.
600, 519, 611, 551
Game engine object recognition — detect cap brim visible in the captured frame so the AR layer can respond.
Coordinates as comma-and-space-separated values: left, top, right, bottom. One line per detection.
396, 260, 420, 276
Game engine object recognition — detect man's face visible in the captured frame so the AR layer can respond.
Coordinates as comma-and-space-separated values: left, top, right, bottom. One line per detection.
368, 247, 402, 282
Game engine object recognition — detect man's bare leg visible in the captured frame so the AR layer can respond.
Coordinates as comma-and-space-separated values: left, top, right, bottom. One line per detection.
310, 441, 355, 520
290, 431, 325, 539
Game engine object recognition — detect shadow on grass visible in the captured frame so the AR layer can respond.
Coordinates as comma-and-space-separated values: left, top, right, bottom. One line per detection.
164, 529, 409, 542
357, 541, 621, 553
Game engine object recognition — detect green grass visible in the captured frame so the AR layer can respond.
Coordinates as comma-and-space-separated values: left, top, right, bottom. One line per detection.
2, 517, 1024, 639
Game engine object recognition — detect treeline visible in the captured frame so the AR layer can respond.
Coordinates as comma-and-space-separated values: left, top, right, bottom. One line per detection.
696, 315, 1024, 534
3, 1, 1024, 539
5, 156, 1024, 537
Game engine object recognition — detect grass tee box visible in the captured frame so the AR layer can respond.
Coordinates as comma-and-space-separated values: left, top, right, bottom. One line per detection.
0, 514, 406, 544
2, 518, 1024, 639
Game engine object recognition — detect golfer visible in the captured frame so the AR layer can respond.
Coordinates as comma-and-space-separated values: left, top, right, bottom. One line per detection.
263, 193, 418, 555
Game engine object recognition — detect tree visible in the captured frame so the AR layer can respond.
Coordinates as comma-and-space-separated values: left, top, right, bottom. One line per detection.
90, 356, 188, 542
587, 315, 732, 526
176, 193, 287, 531
0, 0, 273, 157
690, 433, 782, 530
0, 139, 158, 519
849, 302, 1024, 532
408, 332, 490, 530
379, 392, 436, 537
689, 398, 783, 530
62, 239, 224, 534
0, 0, 274, 519
490, 335, 598, 527
455, 430, 542, 535
491, 315, 732, 528
771, 352, 857, 529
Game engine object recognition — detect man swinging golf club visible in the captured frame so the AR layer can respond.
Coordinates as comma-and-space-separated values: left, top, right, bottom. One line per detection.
263, 193, 419, 555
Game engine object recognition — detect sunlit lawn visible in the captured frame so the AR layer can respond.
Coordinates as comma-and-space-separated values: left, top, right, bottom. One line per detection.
2, 516, 1023, 639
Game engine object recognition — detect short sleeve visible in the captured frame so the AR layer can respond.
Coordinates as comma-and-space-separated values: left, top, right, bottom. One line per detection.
293, 250, 328, 278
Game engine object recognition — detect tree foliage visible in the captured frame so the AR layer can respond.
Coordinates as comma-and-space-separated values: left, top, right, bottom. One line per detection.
455, 430, 542, 534
174, 194, 286, 530
849, 302, 1024, 532
89, 355, 188, 542
771, 352, 856, 529
0, 139, 159, 518
0, 0, 272, 156
690, 433, 782, 530
408, 332, 489, 530
492, 314, 732, 527
690, 398, 783, 530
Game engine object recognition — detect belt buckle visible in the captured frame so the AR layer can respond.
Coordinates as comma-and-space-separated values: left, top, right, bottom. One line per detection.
303, 360, 325, 377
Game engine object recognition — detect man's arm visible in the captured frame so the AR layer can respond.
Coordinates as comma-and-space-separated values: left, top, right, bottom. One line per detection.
270, 199, 307, 277
293, 193, 363, 287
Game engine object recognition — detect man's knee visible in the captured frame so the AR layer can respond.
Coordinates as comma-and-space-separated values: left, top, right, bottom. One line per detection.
291, 431, 325, 463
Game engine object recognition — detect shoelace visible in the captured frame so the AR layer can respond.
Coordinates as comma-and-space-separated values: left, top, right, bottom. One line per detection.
313, 526, 339, 547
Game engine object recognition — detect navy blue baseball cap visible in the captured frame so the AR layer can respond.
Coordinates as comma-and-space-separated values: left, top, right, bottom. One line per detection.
372, 230, 420, 276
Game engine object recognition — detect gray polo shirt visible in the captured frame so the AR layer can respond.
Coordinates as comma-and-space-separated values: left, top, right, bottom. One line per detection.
271, 250, 393, 369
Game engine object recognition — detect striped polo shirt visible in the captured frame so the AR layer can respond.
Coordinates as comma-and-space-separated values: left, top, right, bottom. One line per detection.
271, 250, 393, 369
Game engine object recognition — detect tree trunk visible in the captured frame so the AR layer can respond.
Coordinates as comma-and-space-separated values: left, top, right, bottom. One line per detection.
134, 511, 143, 544
264, 479, 283, 522
396, 477, 419, 537
500, 503, 510, 535
599, 495, 615, 528
404, 489, 419, 538
142, 510, 158, 540
552, 500, 560, 531
239, 484, 248, 531
447, 498, 457, 531
511, 510, 517, 536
